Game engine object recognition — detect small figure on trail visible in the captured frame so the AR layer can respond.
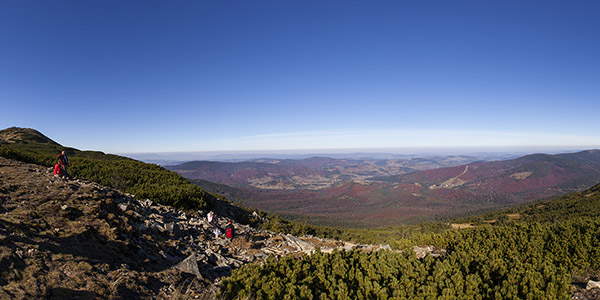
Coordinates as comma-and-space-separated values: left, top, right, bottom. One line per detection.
213, 227, 222, 238
226, 220, 234, 239
53, 161, 63, 177
207, 211, 215, 224
57, 151, 70, 176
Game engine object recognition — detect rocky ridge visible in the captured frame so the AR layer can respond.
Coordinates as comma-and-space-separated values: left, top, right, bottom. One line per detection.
0, 157, 393, 299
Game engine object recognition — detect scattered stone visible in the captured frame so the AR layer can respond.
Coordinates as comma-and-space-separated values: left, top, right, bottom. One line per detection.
413, 245, 447, 259
118, 203, 128, 211
165, 222, 176, 234
284, 234, 315, 252
140, 199, 153, 207
587, 280, 600, 290
175, 253, 202, 279
379, 244, 392, 251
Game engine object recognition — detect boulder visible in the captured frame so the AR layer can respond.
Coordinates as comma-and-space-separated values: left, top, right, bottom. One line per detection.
174, 253, 202, 279
379, 244, 392, 251
165, 222, 176, 234
413, 245, 433, 259
284, 235, 315, 252
587, 280, 600, 290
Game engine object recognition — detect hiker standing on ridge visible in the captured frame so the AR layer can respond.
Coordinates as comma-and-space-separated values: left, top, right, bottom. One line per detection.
57, 151, 70, 177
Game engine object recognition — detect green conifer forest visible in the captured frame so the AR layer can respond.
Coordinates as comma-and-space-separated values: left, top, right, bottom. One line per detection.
220, 184, 600, 299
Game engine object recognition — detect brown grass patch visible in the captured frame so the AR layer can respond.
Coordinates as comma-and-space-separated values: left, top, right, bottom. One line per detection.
451, 223, 474, 230
507, 213, 521, 220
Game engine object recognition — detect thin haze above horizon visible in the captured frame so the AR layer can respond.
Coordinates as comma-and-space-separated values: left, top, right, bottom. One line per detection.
1, 1, 599, 154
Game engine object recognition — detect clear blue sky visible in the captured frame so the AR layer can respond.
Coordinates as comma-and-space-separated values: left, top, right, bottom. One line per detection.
1, 0, 599, 153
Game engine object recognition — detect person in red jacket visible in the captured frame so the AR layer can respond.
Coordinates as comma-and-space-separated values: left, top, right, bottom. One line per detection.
53, 161, 63, 177
226, 220, 234, 239
57, 151, 70, 177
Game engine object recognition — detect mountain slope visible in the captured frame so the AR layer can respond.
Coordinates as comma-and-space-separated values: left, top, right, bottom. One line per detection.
0, 127, 59, 145
0, 127, 214, 211
0, 157, 211, 298
381, 150, 600, 199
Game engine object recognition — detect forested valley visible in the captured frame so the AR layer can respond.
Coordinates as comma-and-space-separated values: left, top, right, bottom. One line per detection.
220, 183, 600, 299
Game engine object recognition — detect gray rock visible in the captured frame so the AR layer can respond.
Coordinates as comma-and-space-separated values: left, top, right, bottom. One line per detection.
139, 199, 153, 207
174, 253, 202, 279
413, 245, 446, 259
413, 245, 433, 259
165, 222, 176, 234
379, 244, 392, 251
15, 248, 24, 259
284, 235, 315, 252
587, 280, 600, 290
118, 203, 128, 211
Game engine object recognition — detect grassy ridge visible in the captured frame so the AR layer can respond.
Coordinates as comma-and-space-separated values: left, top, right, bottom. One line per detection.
0, 134, 212, 211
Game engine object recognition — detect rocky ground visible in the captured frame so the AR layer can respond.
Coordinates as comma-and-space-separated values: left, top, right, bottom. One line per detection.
0, 158, 389, 299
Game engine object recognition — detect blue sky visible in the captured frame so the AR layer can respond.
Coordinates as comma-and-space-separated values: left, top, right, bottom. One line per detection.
1, 0, 599, 154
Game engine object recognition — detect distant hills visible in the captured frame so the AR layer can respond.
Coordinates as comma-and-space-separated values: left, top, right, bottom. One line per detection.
0, 127, 60, 145
168, 155, 486, 190
170, 150, 600, 227
374, 150, 600, 198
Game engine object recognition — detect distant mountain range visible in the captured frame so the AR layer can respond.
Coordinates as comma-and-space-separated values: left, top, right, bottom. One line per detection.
168, 155, 490, 190
169, 150, 600, 227
125, 149, 527, 166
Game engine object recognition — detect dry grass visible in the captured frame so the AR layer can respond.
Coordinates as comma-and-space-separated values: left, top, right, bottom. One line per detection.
507, 213, 521, 220
450, 223, 474, 230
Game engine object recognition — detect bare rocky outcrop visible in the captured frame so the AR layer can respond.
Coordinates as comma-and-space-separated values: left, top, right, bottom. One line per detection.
412, 245, 447, 259
587, 280, 600, 290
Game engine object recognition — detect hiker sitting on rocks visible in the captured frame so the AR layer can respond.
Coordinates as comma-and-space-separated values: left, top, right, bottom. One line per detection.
53, 160, 63, 177
226, 220, 234, 239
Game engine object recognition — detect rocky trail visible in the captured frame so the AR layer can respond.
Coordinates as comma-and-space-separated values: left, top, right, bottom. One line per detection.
0, 157, 392, 299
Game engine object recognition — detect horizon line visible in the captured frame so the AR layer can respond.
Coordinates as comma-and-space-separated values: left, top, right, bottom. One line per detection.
120, 145, 600, 156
